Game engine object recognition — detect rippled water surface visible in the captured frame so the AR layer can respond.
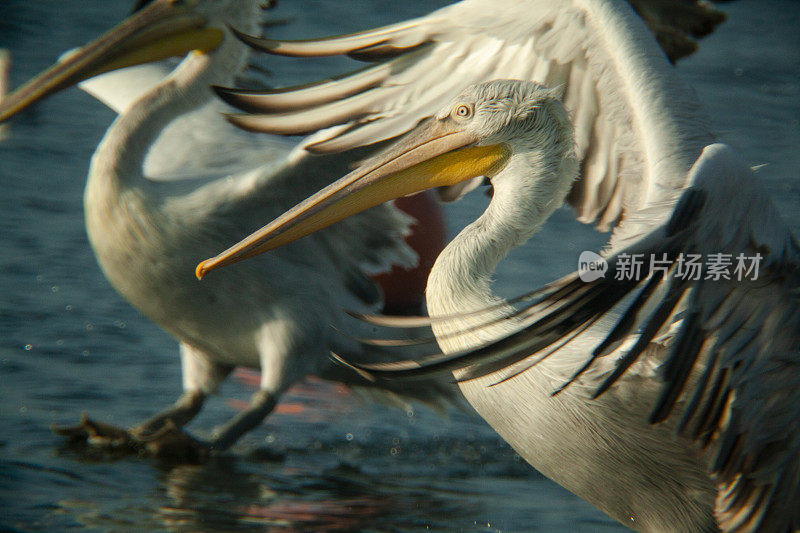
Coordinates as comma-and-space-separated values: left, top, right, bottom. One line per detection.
1, 0, 798, 531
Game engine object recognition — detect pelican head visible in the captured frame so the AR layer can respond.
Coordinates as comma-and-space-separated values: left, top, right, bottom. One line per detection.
440, 80, 573, 159
0, 0, 265, 123
197, 79, 577, 277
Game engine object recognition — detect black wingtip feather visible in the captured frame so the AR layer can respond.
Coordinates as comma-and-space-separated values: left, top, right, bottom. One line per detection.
593, 281, 686, 399
212, 85, 259, 113
649, 309, 705, 424
666, 188, 707, 237
229, 25, 281, 53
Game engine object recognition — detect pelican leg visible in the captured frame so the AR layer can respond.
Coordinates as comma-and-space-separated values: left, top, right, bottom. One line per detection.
132, 389, 206, 436
209, 389, 276, 451
120, 343, 236, 462
53, 343, 233, 463
51, 395, 208, 456
207, 320, 313, 451
112, 342, 235, 463
133, 342, 233, 436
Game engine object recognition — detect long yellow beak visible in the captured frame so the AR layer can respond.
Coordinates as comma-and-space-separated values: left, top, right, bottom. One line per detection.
196, 118, 510, 278
0, 0, 224, 123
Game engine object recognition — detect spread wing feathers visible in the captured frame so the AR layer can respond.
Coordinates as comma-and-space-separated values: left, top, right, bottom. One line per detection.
339, 145, 800, 531
320, 346, 468, 414
219, 0, 716, 230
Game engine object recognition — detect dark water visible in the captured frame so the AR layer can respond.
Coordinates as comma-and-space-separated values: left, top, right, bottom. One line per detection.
1, 1, 798, 531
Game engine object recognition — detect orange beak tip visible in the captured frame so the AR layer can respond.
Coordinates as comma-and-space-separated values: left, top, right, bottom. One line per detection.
195, 261, 208, 280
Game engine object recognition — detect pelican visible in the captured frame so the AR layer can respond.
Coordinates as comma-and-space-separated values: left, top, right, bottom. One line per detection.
0, 0, 457, 460
195, 0, 798, 530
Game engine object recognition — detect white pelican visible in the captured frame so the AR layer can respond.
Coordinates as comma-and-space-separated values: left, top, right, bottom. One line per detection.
0, 0, 457, 460
195, 0, 799, 530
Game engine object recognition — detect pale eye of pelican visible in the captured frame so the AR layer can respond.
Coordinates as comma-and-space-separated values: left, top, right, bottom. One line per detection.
452, 103, 474, 121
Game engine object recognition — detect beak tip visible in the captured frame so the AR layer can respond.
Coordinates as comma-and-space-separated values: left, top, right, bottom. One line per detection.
195, 261, 209, 280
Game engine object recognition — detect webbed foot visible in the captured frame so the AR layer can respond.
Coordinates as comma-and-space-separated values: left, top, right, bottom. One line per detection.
52, 414, 209, 465
52, 413, 136, 451
134, 421, 210, 464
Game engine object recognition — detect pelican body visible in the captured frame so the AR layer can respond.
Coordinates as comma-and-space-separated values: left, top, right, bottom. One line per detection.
0, 0, 454, 456
196, 0, 799, 530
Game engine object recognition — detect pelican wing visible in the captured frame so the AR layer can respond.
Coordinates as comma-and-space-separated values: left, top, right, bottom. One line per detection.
526, 145, 800, 531
346, 145, 800, 530
221, 0, 717, 229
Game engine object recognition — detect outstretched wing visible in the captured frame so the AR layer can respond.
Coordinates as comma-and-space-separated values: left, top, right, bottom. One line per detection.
346, 145, 800, 531
217, 0, 720, 230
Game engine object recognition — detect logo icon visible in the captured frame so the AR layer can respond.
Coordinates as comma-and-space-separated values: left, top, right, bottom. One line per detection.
578, 251, 608, 282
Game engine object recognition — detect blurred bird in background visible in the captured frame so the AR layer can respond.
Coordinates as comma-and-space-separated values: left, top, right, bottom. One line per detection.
0, 0, 457, 462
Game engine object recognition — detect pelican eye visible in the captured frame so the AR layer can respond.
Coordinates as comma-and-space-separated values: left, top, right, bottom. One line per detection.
452, 104, 474, 121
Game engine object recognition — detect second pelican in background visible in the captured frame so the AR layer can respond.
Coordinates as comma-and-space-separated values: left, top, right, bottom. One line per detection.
0, 0, 454, 460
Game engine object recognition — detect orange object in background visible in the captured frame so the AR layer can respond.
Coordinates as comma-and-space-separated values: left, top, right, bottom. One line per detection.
373, 190, 447, 315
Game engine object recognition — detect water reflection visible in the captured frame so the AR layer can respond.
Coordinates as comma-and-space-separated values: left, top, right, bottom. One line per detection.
157, 460, 434, 531
52, 452, 494, 531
